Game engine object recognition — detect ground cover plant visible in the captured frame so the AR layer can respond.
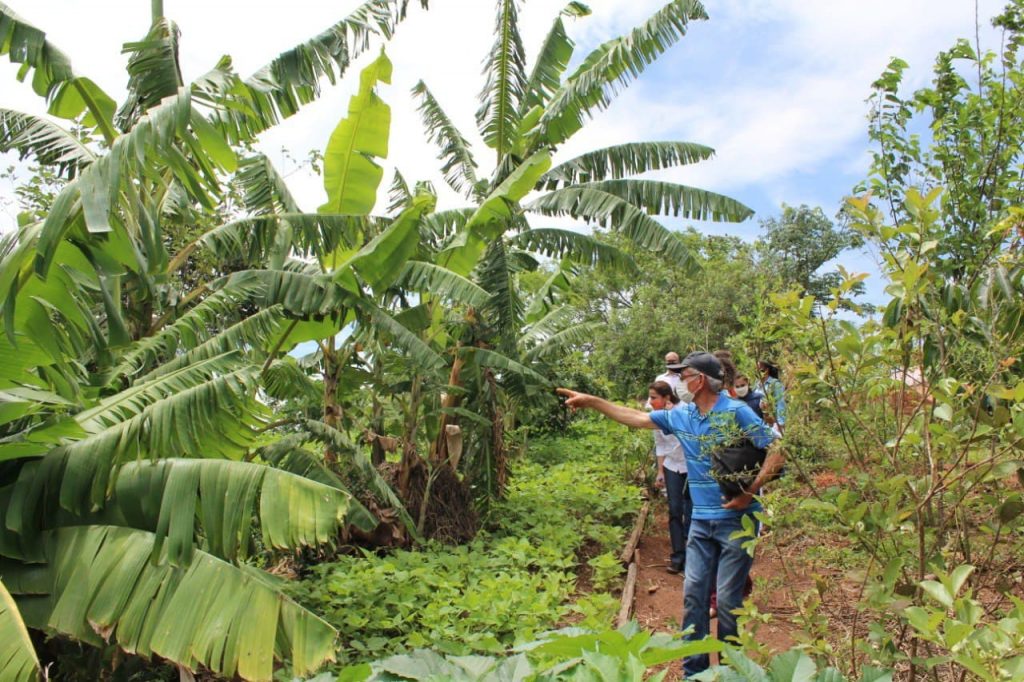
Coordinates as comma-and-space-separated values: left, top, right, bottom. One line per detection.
288, 422, 642, 670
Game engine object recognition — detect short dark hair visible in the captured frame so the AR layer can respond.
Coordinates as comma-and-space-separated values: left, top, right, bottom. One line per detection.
758, 360, 780, 379
649, 380, 680, 404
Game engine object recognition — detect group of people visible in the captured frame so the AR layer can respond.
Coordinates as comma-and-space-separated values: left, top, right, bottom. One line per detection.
557, 351, 786, 677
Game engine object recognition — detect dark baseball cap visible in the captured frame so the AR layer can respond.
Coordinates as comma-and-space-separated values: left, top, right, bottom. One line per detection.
681, 351, 723, 381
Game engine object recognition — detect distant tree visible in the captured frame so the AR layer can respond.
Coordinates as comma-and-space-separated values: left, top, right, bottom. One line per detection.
568, 229, 760, 399
756, 203, 864, 301
864, 0, 1024, 282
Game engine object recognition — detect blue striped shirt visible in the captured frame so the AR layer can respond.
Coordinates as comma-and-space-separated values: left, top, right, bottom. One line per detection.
650, 393, 777, 520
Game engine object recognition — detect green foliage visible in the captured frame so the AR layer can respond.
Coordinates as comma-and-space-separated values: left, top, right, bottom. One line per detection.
0, 2, 435, 679
323, 622, 724, 681
1, 525, 336, 680
763, 170, 1024, 678
863, 1, 1024, 280
586, 552, 624, 592
288, 451, 641, 667
319, 50, 392, 215
0, 578, 38, 682
566, 229, 760, 398
755, 203, 863, 303
692, 648, 892, 682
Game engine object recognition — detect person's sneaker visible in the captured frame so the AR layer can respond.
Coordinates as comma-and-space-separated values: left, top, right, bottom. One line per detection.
666, 562, 684, 575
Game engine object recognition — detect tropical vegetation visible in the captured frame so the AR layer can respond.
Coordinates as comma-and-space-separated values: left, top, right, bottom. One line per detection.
0, 0, 1022, 679
0, 0, 758, 678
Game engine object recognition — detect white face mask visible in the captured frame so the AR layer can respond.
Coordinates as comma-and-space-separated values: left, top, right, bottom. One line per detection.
675, 375, 697, 403
735, 385, 749, 398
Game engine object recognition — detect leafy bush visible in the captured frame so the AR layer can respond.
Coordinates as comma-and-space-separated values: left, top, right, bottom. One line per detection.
528, 417, 653, 483
587, 552, 625, 592
318, 623, 721, 681
288, 453, 642, 667
307, 625, 891, 682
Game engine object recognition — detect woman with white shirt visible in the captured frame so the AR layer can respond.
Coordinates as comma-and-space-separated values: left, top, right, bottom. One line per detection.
649, 380, 690, 574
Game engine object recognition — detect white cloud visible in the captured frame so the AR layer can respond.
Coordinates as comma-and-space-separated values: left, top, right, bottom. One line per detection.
0, 0, 1010, 230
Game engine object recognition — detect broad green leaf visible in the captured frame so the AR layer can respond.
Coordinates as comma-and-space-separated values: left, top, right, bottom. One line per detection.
412, 80, 479, 195
947, 564, 974, 598
519, 3, 591, 114
319, 50, 392, 215
47, 77, 116, 133
0, 577, 39, 682
721, 648, 769, 680
542, 141, 715, 187
857, 667, 893, 682
539, 0, 708, 145
768, 649, 816, 682
919, 580, 953, 608
477, 0, 528, 156
1, 525, 336, 680
346, 192, 434, 291
439, 150, 551, 275
0, 107, 96, 178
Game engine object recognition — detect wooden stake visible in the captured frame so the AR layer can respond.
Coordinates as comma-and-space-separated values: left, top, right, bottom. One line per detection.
620, 501, 650, 565
616, 549, 639, 627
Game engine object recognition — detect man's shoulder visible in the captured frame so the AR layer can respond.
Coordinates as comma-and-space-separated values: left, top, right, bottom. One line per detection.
655, 402, 693, 425
711, 393, 746, 413
654, 371, 679, 385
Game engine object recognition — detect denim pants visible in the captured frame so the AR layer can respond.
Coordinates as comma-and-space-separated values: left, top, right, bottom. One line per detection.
681, 515, 756, 677
664, 469, 691, 568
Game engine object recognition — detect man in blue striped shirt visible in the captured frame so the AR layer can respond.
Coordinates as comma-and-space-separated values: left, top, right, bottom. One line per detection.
558, 351, 783, 677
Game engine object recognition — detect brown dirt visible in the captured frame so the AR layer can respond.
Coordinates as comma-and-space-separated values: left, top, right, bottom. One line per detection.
631, 504, 810, 676
384, 458, 479, 544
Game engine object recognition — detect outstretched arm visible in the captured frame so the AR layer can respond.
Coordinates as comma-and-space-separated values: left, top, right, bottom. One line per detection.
556, 388, 659, 430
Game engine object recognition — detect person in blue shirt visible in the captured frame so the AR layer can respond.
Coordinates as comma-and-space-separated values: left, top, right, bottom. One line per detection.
558, 351, 784, 677
756, 360, 786, 434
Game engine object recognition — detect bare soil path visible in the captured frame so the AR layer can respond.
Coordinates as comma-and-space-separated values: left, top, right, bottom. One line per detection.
631, 505, 810, 676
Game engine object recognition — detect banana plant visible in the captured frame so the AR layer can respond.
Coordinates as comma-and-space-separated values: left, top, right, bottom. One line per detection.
0, 578, 38, 682
0, 2, 434, 680
394, 0, 754, 500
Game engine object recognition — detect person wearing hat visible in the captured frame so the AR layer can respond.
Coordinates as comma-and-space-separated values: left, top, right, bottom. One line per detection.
651, 351, 686, 399
557, 351, 784, 677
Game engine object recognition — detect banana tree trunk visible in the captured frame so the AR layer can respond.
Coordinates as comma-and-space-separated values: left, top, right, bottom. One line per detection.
430, 354, 465, 465
397, 374, 422, 497
485, 369, 508, 497
323, 341, 341, 466
370, 353, 386, 466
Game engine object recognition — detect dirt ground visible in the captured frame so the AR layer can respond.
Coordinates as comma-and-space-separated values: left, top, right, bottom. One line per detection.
630, 505, 811, 676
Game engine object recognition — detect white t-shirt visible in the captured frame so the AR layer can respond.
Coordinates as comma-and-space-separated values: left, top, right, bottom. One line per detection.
655, 428, 687, 473
651, 370, 686, 473
654, 371, 681, 393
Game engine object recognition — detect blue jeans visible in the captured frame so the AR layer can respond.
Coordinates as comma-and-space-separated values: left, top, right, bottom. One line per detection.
681, 515, 756, 677
664, 469, 691, 568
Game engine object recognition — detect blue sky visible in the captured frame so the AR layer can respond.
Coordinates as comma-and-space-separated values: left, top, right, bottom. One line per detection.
0, 0, 1008, 305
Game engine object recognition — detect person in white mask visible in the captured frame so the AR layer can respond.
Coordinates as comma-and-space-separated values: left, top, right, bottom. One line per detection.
733, 374, 765, 418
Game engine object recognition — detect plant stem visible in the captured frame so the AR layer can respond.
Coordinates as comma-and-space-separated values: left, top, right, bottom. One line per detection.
262, 319, 299, 372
